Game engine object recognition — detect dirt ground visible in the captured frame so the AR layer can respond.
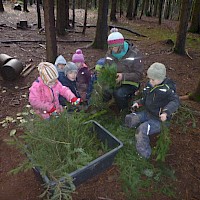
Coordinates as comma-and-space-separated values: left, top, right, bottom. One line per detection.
0, 3, 200, 200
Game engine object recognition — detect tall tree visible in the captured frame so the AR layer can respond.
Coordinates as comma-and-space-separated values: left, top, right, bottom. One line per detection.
23, 0, 29, 12
158, 0, 164, 24
36, 0, 42, 29
189, 76, 200, 102
126, 0, 134, 20
0, 0, 4, 12
82, 0, 88, 35
56, 0, 67, 35
110, 0, 117, 22
92, 0, 109, 49
153, 0, 159, 16
133, 0, 140, 18
189, 0, 200, 33
65, 0, 70, 29
119, 0, 123, 17
174, 0, 193, 55
72, 0, 75, 28
43, 0, 57, 62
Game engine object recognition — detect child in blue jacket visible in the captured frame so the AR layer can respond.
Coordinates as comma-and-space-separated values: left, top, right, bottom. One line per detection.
125, 62, 180, 159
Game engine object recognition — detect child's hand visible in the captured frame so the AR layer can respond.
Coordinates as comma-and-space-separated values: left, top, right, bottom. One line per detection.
116, 73, 122, 83
160, 112, 167, 122
131, 103, 139, 112
71, 97, 82, 105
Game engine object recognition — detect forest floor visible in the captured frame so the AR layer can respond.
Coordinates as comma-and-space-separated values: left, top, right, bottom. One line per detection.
0, 3, 200, 200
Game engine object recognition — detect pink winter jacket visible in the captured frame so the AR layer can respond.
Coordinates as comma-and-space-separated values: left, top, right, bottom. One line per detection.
29, 77, 76, 119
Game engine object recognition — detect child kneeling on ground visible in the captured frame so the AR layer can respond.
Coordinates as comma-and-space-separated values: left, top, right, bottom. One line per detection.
29, 62, 81, 119
125, 62, 180, 159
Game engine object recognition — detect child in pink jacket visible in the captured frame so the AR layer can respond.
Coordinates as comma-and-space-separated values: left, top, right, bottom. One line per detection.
29, 62, 81, 119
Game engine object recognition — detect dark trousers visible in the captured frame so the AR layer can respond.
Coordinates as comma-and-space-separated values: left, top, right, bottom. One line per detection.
104, 84, 138, 110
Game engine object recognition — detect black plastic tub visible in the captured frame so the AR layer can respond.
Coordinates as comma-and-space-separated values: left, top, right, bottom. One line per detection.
33, 120, 123, 187
1, 58, 23, 80
0, 54, 13, 68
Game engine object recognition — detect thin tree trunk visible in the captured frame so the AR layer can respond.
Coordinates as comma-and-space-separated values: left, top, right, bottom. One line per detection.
126, 0, 134, 20
23, 0, 29, 12
36, 0, 42, 29
72, 0, 75, 28
82, 0, 88, 35
0, 0, 4, 12
189, 0, 200, 33
189, 76, 200, 102
110, 0, 117, 22
158, 0, 164, 25
153, 0, 159, 16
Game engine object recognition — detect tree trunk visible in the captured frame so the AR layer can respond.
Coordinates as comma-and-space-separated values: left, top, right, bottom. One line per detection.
126, 0, 134, 20
110, 0, 117, 22
65, 0, 70, 29
119, 0, 123, 17
164, 0, 172, 19
133, 0, 139, 17
145, 0, 150, 16
158, 0, 164, 25
23, 0, 29, 12
56, 0, 67, 36
36, 0, 42, 29
189, 0, 200, 33
43, 0, 57, 62
92, 0, 109, 49
0, 0, 4, 12
153, 0, 159, 17
82, 0, 88, 35
174, 0, 193, 55
140, 0, 146, 19
189, 76, 200, 102
72, 0, 75, 28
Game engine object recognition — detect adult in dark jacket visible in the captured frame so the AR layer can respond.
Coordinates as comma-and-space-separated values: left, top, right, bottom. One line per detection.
104, 28, 144, 110
125, 62, 180, 159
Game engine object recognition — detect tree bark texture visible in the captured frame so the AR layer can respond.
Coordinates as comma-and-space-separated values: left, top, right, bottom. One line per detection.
110, 0, 117, 22
189, 0, 200, 33
43, 0, 57, 62
0, 0, 4, 12
36, 0, 42, 29
56, 0, 67, 36
92, 0, 109, 49
174, 0, 193, 55
126, 0, 134, 20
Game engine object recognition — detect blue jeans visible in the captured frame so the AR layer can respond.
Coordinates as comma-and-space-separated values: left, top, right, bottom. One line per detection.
125, 111, 167, 158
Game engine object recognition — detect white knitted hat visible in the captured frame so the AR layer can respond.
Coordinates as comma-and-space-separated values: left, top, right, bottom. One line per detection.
38, 62, 58, 85
107, 28, 124, 47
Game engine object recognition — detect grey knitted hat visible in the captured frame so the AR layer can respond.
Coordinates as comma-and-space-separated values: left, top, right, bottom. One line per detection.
147, 62, 166, 81
64, 62, 78, 76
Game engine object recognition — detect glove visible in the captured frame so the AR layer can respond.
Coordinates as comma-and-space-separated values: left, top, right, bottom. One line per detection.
47, 106, 56, 114
71, 97, 81, 106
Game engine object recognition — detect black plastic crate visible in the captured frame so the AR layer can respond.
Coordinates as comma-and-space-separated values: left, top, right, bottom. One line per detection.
33, 120, 123, 187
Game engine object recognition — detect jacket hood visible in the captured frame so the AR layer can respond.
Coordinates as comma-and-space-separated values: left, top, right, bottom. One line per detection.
55, 55, 67, 67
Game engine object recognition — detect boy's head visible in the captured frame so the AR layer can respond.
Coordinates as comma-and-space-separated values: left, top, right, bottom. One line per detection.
147, 62, 166, 86
54, 55, 67, 71
95, 58, 105, 72
107, 28, 124, 53
72, 49, 84, 67
64, 62, 78, 81
38, 62, 58, 87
